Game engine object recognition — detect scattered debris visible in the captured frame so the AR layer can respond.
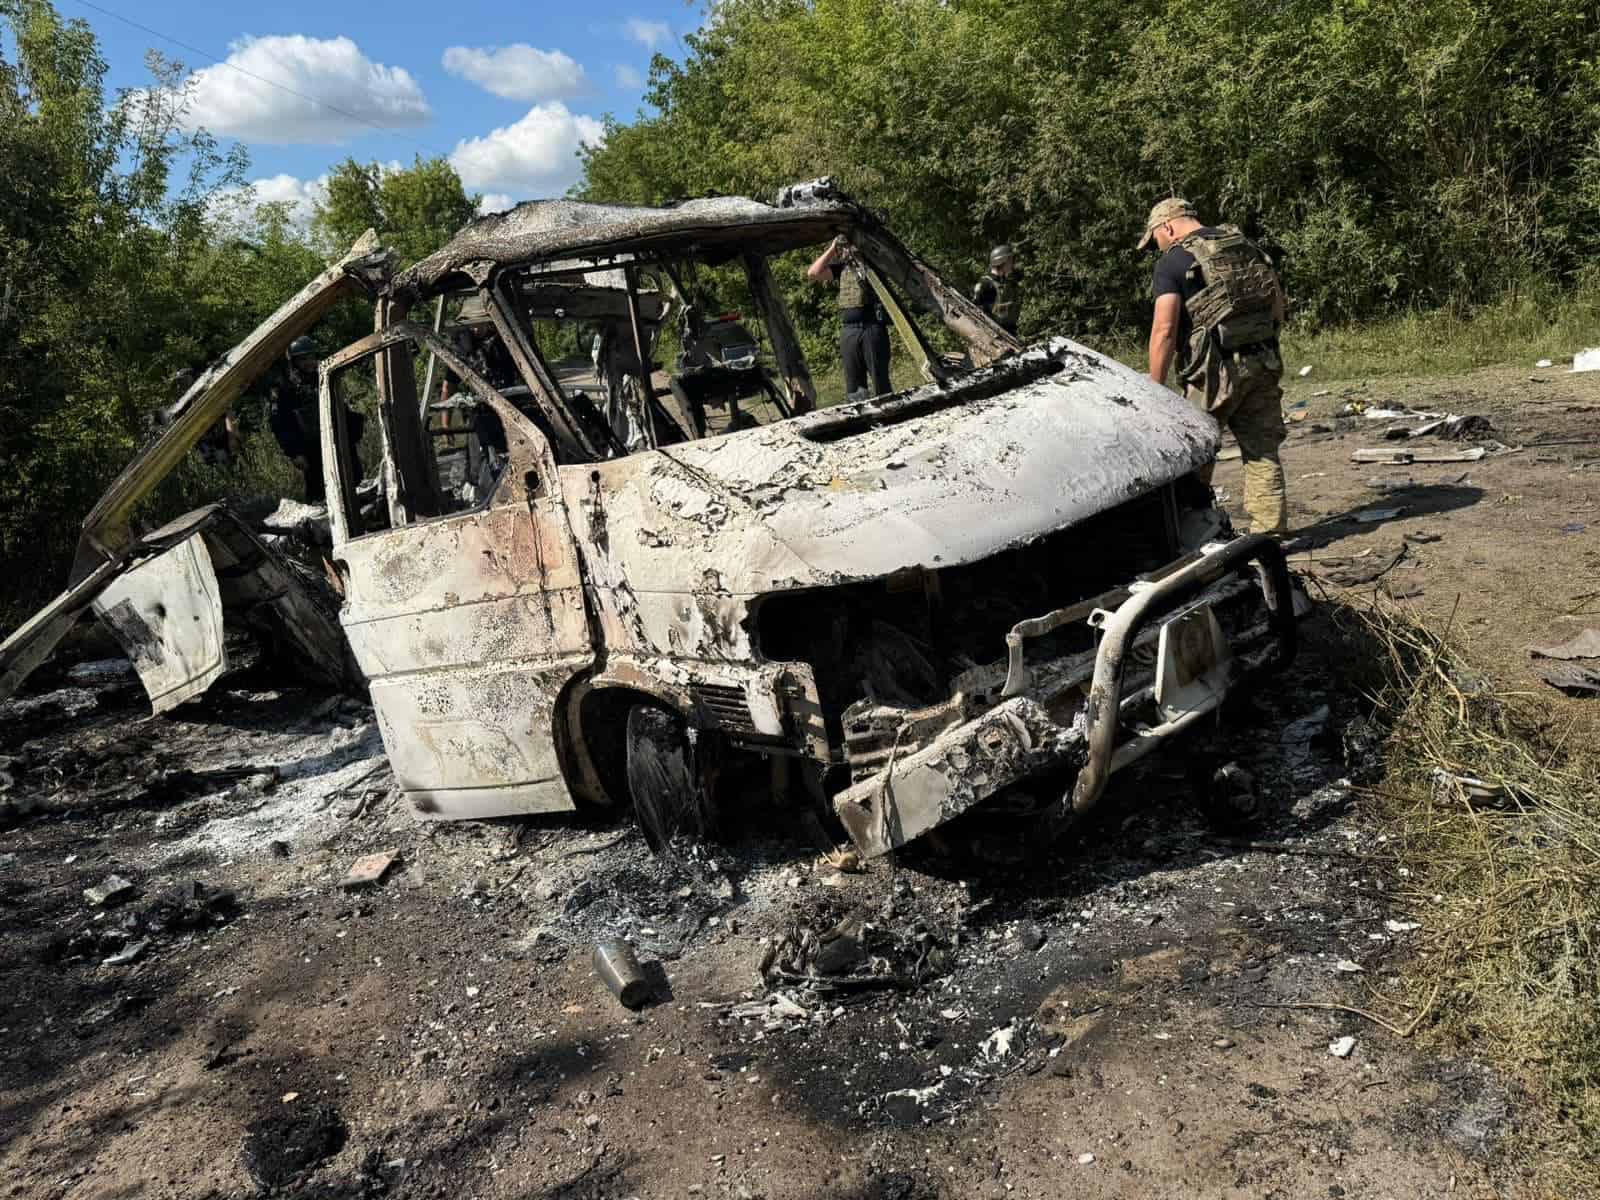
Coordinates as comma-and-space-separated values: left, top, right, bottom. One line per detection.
1570, 347, 1600, 373
1335, 959, 1365, 974
1403, 530, 1442, 545
1352, 506, 1404, 524
1528, 629, 1600, 696
65, 659, 135, 686
1330, 1036, 1357, 1058
1350, 447, 1486, 465
1532, 660, 1600, 696
1411, 414, 1494, 440
1299, 365, 1313, 377
102, 939, 150, 966
341, 850, 399, 890
1365, 476, 1414, 494
1316, 545, 1407, 588
593, 940, 652, 1009
761, 906, 949, 995
1432, 769, 1515, 806
1386, 920, 1422, 934
1535, 359, 1553, 369
84, 874, 135, 907
981, 1021, 1021, 1063
1527, 629, 1600, 661
1560, 522, 1587, 534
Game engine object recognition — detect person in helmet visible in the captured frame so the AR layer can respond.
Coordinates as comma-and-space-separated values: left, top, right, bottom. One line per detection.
266, 335, 363, 503
973, 244, 1022, 335
1141, 198, 1288, 535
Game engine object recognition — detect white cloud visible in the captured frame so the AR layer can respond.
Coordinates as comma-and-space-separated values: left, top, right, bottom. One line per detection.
441, 44, 587, 101
623, 17, 671, 49
613, 63, 645, 90
210, 172, 329, 231
449, 103, 605, 197
477, 192, 517, 215
169, 34, 430, 144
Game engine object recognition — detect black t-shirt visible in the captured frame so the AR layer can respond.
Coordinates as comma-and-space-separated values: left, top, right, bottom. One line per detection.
1151, 225, 1220, 361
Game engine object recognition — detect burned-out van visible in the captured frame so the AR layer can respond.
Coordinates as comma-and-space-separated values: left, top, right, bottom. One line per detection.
1, 182, 1300, 857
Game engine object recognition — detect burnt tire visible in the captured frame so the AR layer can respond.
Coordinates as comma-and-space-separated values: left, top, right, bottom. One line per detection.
624, 705, 712, 850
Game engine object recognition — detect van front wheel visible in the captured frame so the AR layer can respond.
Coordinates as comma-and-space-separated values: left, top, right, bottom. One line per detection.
624, 705, 715, 850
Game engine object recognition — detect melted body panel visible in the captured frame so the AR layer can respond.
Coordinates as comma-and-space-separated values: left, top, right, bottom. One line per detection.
561, 341, 1218, 668
338, 497, 593, 818
94, 531, 226, 714
86, 506, 352, 714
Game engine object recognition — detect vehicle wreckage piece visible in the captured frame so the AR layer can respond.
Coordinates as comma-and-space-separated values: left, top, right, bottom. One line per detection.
832, 536, 1298, 857
92, 505, 351, 713
0, 233, 390, 709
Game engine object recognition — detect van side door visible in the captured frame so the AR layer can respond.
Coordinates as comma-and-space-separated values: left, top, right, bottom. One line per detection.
321, 324, 593, 819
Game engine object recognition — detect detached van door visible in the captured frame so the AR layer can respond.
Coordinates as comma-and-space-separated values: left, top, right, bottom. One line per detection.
0, 231, 390, 705
321, 324, 594, 819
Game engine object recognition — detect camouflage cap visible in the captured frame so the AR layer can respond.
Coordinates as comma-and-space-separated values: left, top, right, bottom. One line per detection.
1137, 197, 1199, 249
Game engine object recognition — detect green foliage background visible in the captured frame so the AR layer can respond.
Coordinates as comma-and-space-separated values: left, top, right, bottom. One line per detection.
5, 0, 1600, 621
581, 0, 1600, 337
0, 1, 478, 619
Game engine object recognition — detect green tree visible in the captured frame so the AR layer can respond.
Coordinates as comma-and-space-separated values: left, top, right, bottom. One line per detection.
311, 155, 478, 266
0, 0, 246, 614
579, 0, 1600, 340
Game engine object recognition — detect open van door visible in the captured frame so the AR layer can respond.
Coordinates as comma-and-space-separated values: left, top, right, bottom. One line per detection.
0, 233, 391, 705
320, 323, 595, 819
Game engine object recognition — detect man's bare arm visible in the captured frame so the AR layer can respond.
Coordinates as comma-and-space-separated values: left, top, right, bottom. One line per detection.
1148, 293, 1183, 387
807, 237, 847, 284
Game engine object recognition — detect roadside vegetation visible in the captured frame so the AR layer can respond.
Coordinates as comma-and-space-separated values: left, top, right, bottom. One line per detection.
1351, 604, 1600, 1192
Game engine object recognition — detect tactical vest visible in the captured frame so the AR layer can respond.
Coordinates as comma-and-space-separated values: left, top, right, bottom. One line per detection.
985, 271, 1021, 330
1178, 225, 1280, 376
837, 261, 870, 312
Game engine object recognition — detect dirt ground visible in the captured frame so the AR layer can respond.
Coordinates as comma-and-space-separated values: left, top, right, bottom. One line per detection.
1, 360, 1596, 1200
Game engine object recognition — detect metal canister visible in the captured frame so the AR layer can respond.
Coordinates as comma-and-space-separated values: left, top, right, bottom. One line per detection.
593, 940, 651, 1009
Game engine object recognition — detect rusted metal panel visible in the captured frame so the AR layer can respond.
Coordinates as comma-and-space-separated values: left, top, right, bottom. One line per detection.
328, 318, 596, 820
337, 498, 591, 817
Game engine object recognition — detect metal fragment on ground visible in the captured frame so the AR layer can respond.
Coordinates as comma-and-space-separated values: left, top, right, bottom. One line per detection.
342, 850, 399, 890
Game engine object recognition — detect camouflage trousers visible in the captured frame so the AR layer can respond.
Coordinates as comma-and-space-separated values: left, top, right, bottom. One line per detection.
1186, 351, 1288, 534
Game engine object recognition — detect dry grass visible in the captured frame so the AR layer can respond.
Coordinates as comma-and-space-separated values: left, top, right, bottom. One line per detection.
1352, 603, 1600, 1191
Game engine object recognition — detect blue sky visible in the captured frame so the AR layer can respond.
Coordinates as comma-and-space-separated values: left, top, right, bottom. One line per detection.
58, 0, 707, 218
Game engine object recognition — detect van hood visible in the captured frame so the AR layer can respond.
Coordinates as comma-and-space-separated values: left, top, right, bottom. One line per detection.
563, 339, 1220, 598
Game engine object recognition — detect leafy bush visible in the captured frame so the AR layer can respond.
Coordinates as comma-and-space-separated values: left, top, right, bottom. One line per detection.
581, 0, 1600, 341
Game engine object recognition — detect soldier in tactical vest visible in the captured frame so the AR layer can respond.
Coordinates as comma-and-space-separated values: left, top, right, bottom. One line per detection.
807, 235, 892, 401
1141, 198, 1288, 535
973, 244, 1022, 335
